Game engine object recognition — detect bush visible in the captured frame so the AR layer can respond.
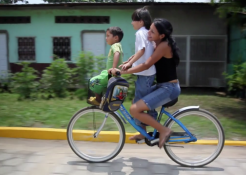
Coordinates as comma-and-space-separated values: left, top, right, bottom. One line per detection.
73, 52, 107, 100
0, 70, 12, 93
40, 58, 72, 98
11, 62, 39, 99
72, 51, 95, 99
224, 61, 246, 98
95, 54, 107, 73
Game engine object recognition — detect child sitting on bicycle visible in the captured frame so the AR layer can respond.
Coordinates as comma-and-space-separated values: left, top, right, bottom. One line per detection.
118, 7, 158, 139
88, 27, 124, 106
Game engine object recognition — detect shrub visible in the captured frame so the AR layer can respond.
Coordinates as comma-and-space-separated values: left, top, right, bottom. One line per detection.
40, 58, 72, 98
11, 62, 39, 99
72, 51, 94, 99
0, 70, 12, 93
95, 54, 107, 73
73, 52, 107, 99
224, 61, 246, 98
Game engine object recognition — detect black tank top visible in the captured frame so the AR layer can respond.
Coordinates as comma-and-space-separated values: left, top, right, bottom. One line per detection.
155, 56, 178, 83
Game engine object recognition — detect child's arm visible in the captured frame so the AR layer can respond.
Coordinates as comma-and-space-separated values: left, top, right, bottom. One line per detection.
120, 31, 148, 70
112, 51, 120, 68
109, 52, 120, 75
127, 48, 144, 66
121, 48, 145, 70
119, 54, 134, 68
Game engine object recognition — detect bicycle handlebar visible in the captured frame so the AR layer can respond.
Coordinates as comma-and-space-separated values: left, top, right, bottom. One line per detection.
109, 71, 121, 76
116, 71, 121, 76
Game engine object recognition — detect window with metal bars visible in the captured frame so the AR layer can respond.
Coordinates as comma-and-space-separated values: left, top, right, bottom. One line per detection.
55, 16, 110, 24
53, 37, 71, 61
0, 17, 30, 24
18, 37, 36, 61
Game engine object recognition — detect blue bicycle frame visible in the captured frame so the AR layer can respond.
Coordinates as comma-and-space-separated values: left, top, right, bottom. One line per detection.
117, 104, 197, 143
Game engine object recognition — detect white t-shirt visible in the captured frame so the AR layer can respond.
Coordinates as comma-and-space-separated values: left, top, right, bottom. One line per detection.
132, 27, 156, 76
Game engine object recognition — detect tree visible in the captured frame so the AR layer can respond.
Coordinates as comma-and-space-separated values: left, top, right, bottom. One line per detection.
211, 0, 246, 25
43, 0, 150, 3
0, 0, 28, 4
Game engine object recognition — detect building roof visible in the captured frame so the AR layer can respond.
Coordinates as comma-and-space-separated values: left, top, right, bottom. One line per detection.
154, 0, 212, 2
0, 0, 219, 9
2, 0, 215, 6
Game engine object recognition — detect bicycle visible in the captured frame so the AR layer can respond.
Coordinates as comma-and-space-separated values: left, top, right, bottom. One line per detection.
67, 74, 225, 167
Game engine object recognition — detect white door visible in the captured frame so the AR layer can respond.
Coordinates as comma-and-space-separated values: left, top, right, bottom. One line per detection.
0, 33, 8, 76
82, 32, 106, 56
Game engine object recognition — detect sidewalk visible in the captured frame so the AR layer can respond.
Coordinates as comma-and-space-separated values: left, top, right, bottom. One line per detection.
0, 138, 246, 175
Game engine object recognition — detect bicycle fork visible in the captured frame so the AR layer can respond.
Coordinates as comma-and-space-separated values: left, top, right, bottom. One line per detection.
93, 113, 109, 138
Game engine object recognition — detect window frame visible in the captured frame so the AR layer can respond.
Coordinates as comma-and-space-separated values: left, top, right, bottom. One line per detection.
17, 37, 36, 62
52, 36, 72, 61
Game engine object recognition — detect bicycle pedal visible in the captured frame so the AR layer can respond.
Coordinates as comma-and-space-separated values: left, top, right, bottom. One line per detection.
136, 139, 145, 144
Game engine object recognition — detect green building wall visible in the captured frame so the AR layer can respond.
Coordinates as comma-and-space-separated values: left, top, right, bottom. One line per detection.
228, 24, 246, 74
0, 9, 136, 63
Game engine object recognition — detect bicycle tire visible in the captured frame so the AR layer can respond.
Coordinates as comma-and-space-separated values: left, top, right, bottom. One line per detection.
164, 108, 225, 167
67, 106, 126, 163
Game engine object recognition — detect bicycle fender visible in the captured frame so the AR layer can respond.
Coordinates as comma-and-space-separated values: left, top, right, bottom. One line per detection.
114, 111, 127, 124
172, 106, 200, 116
164, 106, 199, 126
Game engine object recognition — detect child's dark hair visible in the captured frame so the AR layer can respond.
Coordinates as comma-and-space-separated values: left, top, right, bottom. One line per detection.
131, 6, 152, 30
153, 18, 180, 66
107, 26, 124, 42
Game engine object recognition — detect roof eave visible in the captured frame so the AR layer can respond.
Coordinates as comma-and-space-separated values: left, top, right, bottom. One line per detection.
0, 2, 216, 8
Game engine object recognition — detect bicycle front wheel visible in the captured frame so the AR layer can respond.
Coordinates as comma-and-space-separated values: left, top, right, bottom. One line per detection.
67, 106, 125, 163
164, 108, 225, 167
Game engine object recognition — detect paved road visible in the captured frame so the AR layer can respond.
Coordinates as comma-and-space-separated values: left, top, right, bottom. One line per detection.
0, 138, 246, 175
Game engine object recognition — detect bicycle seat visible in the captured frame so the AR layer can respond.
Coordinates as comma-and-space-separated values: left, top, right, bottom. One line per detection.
162, 98, 178, 108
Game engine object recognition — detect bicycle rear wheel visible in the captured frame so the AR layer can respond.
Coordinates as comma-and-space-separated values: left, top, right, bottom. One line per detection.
67, 106, 125, 163
164, 108, 225, 167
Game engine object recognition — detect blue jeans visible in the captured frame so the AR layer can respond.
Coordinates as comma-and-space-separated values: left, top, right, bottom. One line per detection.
142, 81, 181, 111
133, 74, 158, 126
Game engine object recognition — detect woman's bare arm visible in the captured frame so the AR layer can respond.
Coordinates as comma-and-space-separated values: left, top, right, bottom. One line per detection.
121, 42, 169, 74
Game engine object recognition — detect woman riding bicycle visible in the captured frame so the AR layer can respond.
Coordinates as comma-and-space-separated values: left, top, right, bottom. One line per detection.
108, 18, 181, 148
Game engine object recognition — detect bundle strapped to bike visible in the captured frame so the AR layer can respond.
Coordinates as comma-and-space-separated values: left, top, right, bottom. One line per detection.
99, 75, 129, 112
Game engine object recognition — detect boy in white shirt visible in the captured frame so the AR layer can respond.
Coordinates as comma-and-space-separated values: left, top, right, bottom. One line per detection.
120, 7, 158, 140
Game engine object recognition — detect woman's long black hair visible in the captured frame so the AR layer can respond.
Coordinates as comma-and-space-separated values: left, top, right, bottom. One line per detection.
153, 18, 180, 66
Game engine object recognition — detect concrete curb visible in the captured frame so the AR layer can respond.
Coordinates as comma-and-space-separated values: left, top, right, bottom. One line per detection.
0, 127, 246, 146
